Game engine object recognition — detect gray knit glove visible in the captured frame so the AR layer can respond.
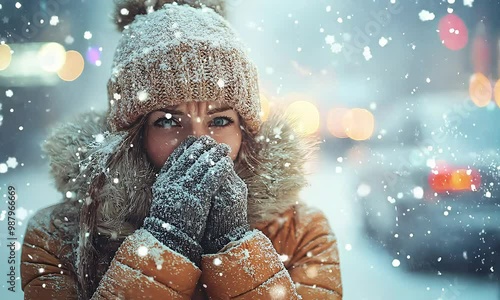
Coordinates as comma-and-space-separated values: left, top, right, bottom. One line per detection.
142, 135, 233, 266
202, 167, 250, 254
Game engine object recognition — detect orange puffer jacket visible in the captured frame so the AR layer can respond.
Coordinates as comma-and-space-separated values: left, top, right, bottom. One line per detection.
21, 203, 341, 299
21, 111, 343, 299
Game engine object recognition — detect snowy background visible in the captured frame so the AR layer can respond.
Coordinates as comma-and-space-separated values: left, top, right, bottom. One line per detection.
1, 0, 500, 299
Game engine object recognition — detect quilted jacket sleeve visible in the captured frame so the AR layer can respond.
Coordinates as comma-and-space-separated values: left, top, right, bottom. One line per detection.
21, 206, 201, 299
200, 230, 300, 299
21, 206, 79, 299
200, 205, 342, 300
264, 205, 343, 299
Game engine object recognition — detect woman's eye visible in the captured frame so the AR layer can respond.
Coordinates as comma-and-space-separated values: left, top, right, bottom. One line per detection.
154, 117, 180, 128
210, 116, 234, 127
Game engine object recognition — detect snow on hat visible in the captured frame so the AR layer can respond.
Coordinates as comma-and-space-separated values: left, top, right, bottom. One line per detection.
107, 0, 261, 134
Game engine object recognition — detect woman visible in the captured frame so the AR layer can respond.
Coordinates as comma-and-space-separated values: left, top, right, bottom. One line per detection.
21, 1, 343, 299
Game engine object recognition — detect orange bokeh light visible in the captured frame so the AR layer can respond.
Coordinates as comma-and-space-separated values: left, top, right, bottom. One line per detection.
0, 44, 12, 71
57, 50, 85, 81
469, 72, 492, 107
285, 100, 320, 135
494, 79, 500, 108
327, 108, 349, 138
342, 108, 375, 141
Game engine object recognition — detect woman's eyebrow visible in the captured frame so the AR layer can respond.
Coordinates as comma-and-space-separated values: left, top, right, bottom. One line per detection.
207, 106, 232, 115
158, 108, 185, 115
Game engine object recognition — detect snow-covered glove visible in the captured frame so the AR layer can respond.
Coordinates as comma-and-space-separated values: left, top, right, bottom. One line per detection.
142, 135, 233, 266
202, 167, 250, 254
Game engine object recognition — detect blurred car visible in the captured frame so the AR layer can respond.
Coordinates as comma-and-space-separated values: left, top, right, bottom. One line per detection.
355, 91, 500, 276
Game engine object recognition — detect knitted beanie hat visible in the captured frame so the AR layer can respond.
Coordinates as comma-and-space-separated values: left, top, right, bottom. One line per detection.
107, 0, 261, 134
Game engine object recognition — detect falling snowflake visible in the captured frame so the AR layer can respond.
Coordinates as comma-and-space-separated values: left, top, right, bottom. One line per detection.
137, 90, 149, 102
379, 37, 389, 47
363, 46, 372, 61
412, 186, 424, 199
50, 16, 59, 26
0, 163, 7, 173
325, 35, 335, 45
278, 254, 289, 262
357, 184, 371, 197
84, 31, 93, 40
16, 207, 28, 221
330, 43, 343, 53
95, 133, 105, 143
464, 0, 474, 7
6, 157, 17, 168
5, 89, 13, 97
65, 35, 74, 44
137, 246, 149, 257
161, 222, 172, 231
217, 79, 225, 88
269, 285, 287, 299
419, 10, 435, 21
392, 259, 401, 267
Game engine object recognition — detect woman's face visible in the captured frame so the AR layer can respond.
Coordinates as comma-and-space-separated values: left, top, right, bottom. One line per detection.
143, 101, 242, 169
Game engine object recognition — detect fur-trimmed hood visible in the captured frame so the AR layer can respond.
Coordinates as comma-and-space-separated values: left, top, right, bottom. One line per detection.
43, 109, 320, 228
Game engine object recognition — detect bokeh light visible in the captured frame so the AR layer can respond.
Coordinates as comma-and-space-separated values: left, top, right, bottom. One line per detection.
327, 107, 349, 138
494, 79, 500, 108
471, 33, 490, 74
469, 72, 491, 107
438, 14, 468, 51
57, 50, 85, 81
86, 46, 102, 65
285, 100, 320, 135
37, 42, 66, 72
342, 108, 375, 141
0, 44, 12, 71
259, 93, 270, 122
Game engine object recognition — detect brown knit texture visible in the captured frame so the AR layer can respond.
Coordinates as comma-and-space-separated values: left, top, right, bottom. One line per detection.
107, 4, 262, 134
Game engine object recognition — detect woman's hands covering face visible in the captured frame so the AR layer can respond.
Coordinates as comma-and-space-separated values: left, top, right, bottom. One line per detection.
142, 135, 234, 265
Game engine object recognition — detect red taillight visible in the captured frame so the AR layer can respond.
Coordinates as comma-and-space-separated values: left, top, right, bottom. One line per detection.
428, 163, 482, 194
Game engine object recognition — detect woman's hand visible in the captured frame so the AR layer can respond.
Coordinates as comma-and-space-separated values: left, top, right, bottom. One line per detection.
142, 135, 233, 266
202, 166, 250, 254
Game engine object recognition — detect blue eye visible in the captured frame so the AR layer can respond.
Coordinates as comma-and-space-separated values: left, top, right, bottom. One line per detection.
154, 117, 181, 128
211, 116, 234, 127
